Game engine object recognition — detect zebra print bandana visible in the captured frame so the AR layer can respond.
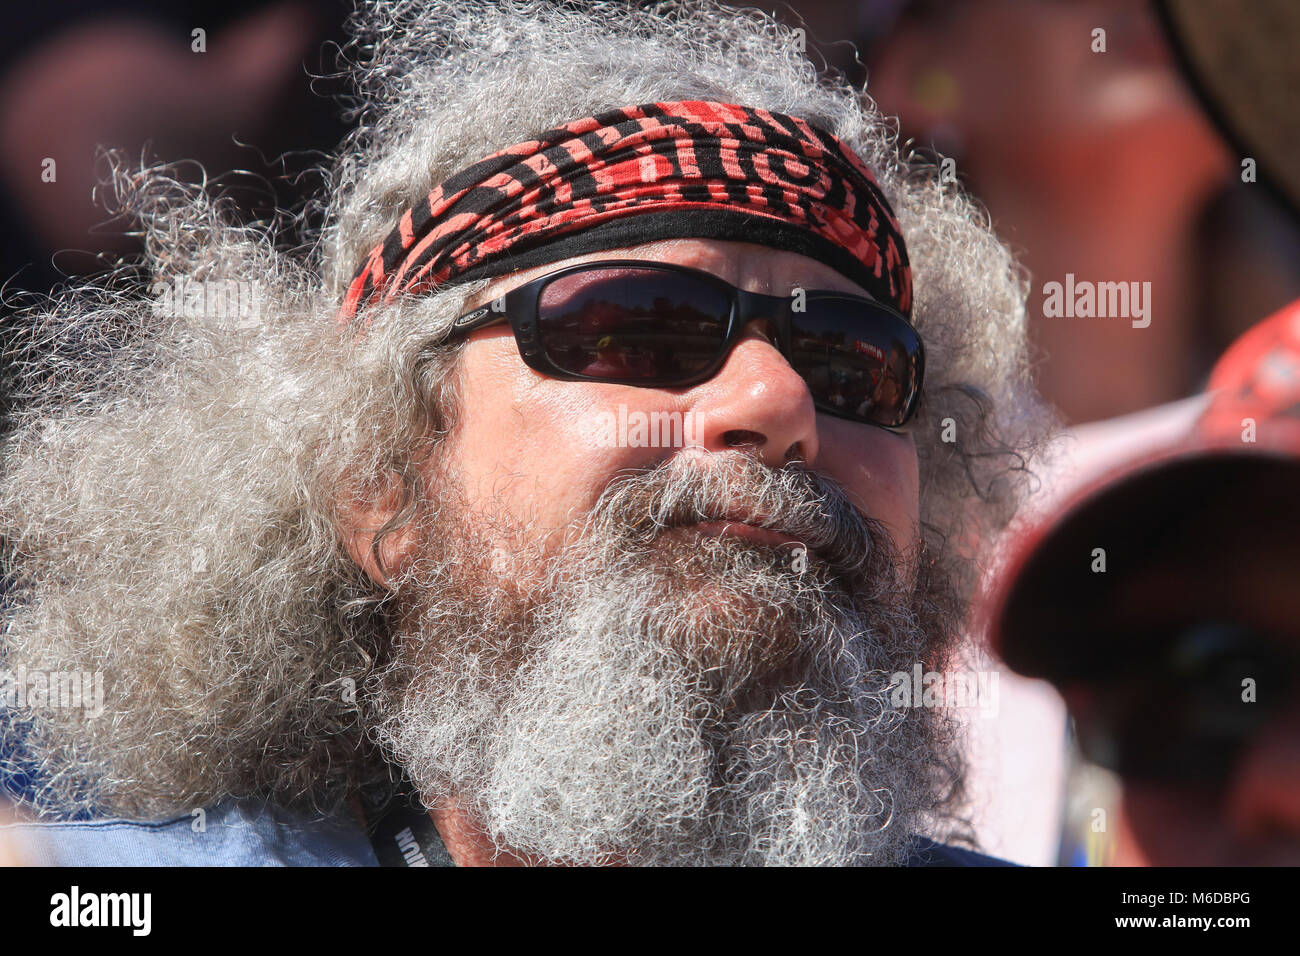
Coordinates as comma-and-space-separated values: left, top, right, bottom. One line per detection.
338, 101, 913, 326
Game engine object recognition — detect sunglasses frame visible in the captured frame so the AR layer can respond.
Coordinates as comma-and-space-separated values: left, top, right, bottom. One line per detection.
445, 258, 925, 429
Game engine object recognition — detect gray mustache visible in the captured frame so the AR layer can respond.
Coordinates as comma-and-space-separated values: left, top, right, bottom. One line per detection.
589, 455, 879, 582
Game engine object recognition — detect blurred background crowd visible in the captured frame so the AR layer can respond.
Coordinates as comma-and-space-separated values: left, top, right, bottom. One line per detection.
2, 0, 1297, 866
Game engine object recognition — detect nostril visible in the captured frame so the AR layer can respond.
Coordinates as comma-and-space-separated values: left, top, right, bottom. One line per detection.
723, 429, 765, 448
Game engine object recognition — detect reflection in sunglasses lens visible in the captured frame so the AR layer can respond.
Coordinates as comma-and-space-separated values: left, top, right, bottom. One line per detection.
539, 269, 730, 381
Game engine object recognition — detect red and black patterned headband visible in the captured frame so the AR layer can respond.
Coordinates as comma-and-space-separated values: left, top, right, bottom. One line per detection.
338, 100, 913, 326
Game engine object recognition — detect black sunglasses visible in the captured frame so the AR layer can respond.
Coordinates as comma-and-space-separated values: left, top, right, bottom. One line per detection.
446, 260, 924, 429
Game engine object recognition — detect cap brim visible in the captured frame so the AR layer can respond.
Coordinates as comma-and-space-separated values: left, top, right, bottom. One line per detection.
988, 440, 1300, 680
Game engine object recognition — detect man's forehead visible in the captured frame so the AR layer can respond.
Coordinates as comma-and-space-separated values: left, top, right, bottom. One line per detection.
460, 238, 873, 311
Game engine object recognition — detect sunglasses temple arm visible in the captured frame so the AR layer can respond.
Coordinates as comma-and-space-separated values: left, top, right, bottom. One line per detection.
447, 305, 512, 339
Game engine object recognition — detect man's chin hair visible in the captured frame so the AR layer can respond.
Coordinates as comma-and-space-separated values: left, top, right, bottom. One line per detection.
367, 520, 965, 866
599, 531, 863, 696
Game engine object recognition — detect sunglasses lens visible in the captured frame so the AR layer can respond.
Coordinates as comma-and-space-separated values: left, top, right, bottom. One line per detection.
531, 266, 922, 428
537, 267, 731, 381
788, 297, 922, 428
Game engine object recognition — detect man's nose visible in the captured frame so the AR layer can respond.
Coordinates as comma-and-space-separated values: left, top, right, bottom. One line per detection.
683, 319, 819, 467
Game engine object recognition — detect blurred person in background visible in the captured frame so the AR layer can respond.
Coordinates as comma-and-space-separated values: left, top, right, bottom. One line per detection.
774, 0, 1300, 424
989, 297, 1300, 866
980, 0, 1300, 865
0, 0, 350, 427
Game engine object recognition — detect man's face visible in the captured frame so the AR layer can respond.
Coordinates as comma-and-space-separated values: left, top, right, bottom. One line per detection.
1102, 533, 1300, 866
357, 238, 954, 866
443, 238, 920, 575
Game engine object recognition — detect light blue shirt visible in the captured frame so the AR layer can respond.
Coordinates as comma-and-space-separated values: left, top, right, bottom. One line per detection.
2, 800, 1012, 866
2, 800, 379, 867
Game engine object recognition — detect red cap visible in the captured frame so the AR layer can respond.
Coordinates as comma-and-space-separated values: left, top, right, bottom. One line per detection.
986, 299, 1300, 680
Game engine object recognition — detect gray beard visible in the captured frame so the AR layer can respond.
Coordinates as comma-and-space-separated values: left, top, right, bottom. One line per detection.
367, 455, 963, 866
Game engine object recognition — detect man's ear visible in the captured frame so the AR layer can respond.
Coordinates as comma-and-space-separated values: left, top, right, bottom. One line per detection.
338, 469, 420, 589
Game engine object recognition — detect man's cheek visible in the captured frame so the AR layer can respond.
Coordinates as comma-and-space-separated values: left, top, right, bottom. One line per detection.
449, 431, 620, 560
516, 392, 670, 520
881, 445, 921, 545
829, 433, 919, 543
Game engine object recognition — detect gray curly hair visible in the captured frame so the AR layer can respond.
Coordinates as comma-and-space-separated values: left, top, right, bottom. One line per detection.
0, 0, 1049, 821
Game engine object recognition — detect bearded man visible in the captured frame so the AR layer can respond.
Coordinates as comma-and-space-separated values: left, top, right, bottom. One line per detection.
0, 0, 1046, 866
